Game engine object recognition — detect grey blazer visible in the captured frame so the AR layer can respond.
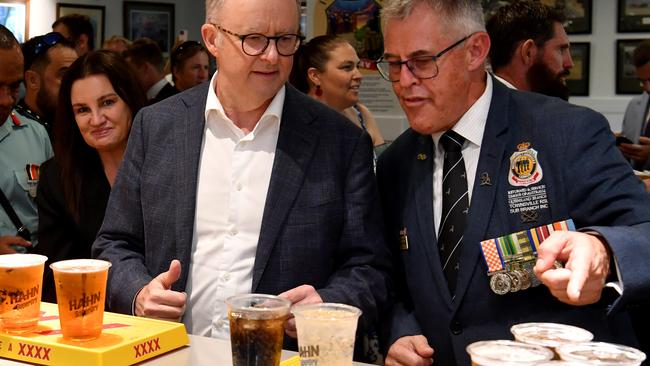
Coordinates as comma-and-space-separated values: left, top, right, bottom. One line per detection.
621, 92, 650, 169
92, 83, 392, 329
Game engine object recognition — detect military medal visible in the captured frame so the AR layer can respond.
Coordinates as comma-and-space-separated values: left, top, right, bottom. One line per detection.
399, 228, 409, 251
480, 219, 576, 295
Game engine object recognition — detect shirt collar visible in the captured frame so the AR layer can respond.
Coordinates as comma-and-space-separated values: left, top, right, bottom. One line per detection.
433, 74, 493, 149
147, 78, 170, 100
204, 70, 285, 134
493, 73, 518, 90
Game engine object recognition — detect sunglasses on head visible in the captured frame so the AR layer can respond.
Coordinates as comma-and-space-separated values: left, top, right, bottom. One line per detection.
23, 32, 66, 70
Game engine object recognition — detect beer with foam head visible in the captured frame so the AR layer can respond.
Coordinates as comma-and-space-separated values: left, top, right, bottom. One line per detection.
557, 341, 646, 366
466, 340, 554, 366
510, 322, 593, 358
0, 254, 47, 333
51, 259, 111, 341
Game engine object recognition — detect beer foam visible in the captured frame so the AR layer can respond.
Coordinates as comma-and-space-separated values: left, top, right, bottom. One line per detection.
50, 259, 111, 273
292, 303, 362, 321
511, 322, 593, 348
467, 340, 554, 365
557, 342, 646, 365
0, 254, 47, 268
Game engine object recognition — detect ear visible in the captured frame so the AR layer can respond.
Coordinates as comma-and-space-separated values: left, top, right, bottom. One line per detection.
24, 70, 41, 91
465, 32, 490, 72
78, 34, 89, 51
307, 67, 321, 86
520, 39, 538, 66
201, 23, 220, 59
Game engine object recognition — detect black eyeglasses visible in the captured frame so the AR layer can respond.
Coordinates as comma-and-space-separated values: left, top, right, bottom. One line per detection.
22, 32, 66, 71
375, 34, 472, 82
211, 24, 304, 56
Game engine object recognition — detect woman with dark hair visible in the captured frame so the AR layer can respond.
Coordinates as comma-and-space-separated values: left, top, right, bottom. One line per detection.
170, 40, 209, 91
290, 35, 386, 159
35, 50, 146, 302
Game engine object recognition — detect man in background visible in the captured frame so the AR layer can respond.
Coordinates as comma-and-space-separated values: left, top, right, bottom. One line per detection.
486, 1, 574, 100
52, 14, 94, 56
124, 38, 177, 104
619, 39, 650, 172
17, 32, 77, 139
0, 25, 53, 254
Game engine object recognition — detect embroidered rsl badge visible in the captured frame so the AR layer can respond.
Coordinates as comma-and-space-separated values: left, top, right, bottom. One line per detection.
508, 142, 543, 187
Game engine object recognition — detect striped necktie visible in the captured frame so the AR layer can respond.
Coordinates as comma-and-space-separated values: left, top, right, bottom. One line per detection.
438, 130, 469, 295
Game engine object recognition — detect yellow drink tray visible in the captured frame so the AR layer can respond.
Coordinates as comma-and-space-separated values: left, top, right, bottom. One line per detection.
0, 302, 189, 365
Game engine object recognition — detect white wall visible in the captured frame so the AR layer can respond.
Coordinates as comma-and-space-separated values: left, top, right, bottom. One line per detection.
28, 0, 206, 46
568, 0, 646, 132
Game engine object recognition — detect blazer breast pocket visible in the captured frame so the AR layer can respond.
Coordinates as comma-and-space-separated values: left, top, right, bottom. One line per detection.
285, 198, 344, 226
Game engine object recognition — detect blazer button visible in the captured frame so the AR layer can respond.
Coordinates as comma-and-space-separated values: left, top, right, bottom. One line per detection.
450, 321, 462, 335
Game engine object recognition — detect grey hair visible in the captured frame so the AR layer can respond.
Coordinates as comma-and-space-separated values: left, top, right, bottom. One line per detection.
205, 0, 302, 26
381, 0, 485, 37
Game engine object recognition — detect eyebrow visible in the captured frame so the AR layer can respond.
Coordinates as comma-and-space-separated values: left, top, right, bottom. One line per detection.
72, 93, 118, 107
383, 49, 434, 59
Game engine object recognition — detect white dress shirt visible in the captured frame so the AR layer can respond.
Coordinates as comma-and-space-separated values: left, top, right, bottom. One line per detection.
432, 76, 493, 236
183, 72, 284, 338
493, 73, 517, 90
146, 78, 170, 100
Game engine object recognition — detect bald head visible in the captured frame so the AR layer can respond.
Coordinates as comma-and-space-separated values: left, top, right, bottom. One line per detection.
0, 24, 19, 49
205, 0, 301, 24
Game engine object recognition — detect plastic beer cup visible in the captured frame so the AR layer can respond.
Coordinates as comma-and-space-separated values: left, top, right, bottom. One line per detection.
50, 259, 111, 341
510, 322, 593, 358
466, 340, 554, 366
557, 342, 647, 366
293, 303, 362, 366
226, 294, 291, 366
0, 254, 47, 333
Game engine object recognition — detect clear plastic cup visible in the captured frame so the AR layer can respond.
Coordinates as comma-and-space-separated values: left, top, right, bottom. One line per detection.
557, 342, 647, 366
466, 340, 555, 366
50, 259, 111, 341
511, 322, 594, 358
226, 294, 290, 366
293, 303, 362, 366
0, 253, 47, 333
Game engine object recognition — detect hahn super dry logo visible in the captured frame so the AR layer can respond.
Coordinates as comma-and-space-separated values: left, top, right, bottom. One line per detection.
69, 291, 101, 317
508, 142, 543, 187
0, 285, 40, 310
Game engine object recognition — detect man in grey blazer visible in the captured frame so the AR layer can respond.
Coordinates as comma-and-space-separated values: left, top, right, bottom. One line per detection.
92, 0, 391, 344
620, 39, 650, 172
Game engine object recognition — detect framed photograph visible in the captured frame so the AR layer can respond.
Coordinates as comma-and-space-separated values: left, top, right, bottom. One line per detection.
618, 0, 650, 32
482, 0, 591, 34
566, 42, 590, 96
124, 1, 174, 54
56, 3, 105, 51
617, 39, 644, 95
542, 0, 592, 34
0, 0, 28, 43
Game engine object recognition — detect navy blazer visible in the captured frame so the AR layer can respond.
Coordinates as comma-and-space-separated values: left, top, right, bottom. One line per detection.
92, 83, 391, 331
377, 78, 650, 365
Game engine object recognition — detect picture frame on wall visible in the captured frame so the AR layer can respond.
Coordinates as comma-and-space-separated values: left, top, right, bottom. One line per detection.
616, 39, 644, 95
566, 42, 590, 96
618, 0, 650, 32
542, 0, 592, 34
56, 3, 105, 51
481, 0, 592, 34
0, 0, 28, 43
124, 1, 174, 54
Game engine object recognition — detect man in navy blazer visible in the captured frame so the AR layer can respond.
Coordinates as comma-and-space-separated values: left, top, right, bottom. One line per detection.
376, 1, 650, 365
92, 0, 390, 344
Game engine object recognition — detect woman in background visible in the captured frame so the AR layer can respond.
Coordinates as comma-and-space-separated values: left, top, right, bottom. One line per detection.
35, 50, 146, 302
170, 40, 209, 92
290, 35, 386, 159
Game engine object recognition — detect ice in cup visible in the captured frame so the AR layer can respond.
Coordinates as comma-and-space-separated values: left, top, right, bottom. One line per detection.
0, 254, 47, 333
50, 259, 111, 341
557, 341, 647, 366
293, 303, 362, 366
511, 322, 593, 358
226, 294, 291, 366
466, 340, 554, 366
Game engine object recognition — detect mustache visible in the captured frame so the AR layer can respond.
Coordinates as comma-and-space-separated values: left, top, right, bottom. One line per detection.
558, 69, 571, 78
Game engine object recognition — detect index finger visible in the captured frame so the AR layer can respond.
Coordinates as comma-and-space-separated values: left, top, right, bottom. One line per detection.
566, 252, 590, 302
278, 285, 315, 304
534, 232, 567, 273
